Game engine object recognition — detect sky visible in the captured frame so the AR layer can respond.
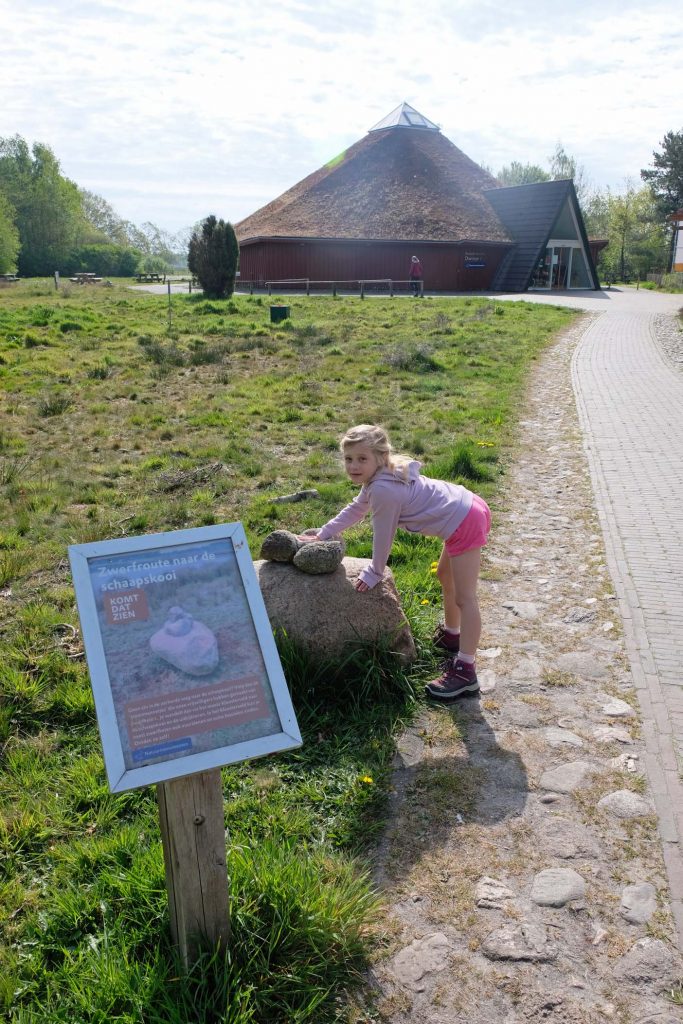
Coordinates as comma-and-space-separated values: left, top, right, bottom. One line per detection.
2, 0, 682, 235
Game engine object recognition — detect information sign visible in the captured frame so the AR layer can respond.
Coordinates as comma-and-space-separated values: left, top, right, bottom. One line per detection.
69, 523, 302, 792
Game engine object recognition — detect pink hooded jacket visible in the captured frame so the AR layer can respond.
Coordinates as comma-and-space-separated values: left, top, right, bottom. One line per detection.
317, 461, 473, 588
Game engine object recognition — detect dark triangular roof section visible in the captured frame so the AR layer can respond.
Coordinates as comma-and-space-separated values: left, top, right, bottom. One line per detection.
485, 179, 599, 291
236, 113, 509, 245
369, 102, 440, 133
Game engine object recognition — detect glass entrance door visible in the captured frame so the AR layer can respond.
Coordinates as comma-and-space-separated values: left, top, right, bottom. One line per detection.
529, 242, 592, 290
551, 246, 571, 289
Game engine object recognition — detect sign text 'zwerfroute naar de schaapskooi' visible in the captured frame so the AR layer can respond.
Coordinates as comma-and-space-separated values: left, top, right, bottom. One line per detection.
69, 522, 302, 792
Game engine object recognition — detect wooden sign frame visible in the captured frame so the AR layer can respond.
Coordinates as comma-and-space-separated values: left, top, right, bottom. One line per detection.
69, 522, 302, 792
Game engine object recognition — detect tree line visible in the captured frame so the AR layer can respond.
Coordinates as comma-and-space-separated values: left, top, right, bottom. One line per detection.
496, 133, 683, 282
0, 135, 190, 277
2, 130, 682, 282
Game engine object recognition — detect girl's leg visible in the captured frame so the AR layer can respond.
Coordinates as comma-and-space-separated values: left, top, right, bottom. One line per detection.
449, 546, 482, 658
437, 544, 460, 631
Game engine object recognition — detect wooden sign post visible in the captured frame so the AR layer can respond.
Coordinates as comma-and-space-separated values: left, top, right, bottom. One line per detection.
68, 523, 302, 968
157, 768, 230, 966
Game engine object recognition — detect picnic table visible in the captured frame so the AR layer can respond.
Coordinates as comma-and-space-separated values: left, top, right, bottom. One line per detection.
70, 272, 102, 284
0, 273, 19, 283
136, 272, 165, 283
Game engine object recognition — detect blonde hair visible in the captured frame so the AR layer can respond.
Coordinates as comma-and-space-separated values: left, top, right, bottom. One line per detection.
340, 424, 414, 481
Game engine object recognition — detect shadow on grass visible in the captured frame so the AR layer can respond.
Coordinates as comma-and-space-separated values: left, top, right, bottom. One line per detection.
373, 697, 529, 892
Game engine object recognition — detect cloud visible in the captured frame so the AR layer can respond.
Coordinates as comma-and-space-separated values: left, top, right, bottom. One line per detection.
1, 0, 681, 229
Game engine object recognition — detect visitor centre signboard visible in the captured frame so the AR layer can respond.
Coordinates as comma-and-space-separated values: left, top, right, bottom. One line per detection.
69, 523, 302, 792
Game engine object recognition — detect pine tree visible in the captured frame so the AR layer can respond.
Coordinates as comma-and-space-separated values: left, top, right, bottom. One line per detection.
187, 216, 239, 299
641, 129, 683, 218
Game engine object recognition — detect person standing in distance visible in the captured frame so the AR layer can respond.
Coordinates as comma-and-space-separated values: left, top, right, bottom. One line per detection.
409, 255, 423, 297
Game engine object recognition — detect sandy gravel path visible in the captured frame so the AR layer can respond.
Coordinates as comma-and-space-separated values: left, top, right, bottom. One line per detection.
362, 292, 683, 1024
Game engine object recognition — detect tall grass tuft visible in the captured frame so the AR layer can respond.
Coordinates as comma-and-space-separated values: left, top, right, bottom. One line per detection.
275, 629, 416, 713
383, 343, 442, 373
37, 393, 73, 418
0, 549, 29, 587
86, 364, 112, 380
0, 453, 34, 486
427, 439, 495, 484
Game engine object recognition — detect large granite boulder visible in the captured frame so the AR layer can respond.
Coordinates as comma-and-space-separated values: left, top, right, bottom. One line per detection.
254, 556, 416, 663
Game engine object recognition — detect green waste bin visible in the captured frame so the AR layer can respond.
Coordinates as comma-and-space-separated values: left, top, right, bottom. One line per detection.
270, 305, 290, 324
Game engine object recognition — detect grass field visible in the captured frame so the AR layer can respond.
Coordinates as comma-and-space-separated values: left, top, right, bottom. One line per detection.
0, 279, 576, 1022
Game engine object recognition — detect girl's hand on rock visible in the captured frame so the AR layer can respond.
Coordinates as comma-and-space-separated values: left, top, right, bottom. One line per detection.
354, 579, 369, 593
297, 531, 319, 543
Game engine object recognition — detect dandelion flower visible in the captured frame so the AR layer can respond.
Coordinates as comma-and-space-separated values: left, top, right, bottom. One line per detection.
421, 599, 430, 605
360, 775, 374, 784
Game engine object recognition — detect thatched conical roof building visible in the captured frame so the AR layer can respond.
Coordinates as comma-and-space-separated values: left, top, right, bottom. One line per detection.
235, 103, 599, 293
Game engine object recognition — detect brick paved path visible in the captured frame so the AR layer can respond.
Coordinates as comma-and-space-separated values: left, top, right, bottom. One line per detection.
506, 287, 683, 945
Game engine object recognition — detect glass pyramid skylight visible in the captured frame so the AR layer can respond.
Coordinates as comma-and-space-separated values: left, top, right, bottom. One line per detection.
369, 102, 440, 133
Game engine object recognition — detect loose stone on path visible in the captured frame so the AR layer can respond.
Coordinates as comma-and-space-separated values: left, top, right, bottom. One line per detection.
544, 727, 584, 748
598, 790, 653, 819
540, 817, 602, 859
388, 933, 452, 987
539, 761, 595, 793
620, 883, 657, 924
600, 697, 636, 718
478, 669, 497, 694
593, 724, 634, 744
530, 867, 586, 907
556, 651, 608, 679
481, 922, 558, 963
612, 937, 682, 993
502, 600, 539, 619
475, 877, 516, 909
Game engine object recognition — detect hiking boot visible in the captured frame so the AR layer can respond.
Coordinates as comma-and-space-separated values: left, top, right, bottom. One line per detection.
425, 660, 479, 702
432, 624, 460, 653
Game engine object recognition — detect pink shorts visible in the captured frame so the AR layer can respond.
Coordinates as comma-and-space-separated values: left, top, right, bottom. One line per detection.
444, 495, 491, 557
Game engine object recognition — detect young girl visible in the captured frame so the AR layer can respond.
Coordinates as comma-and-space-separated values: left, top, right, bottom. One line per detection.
297, 424, 491, 702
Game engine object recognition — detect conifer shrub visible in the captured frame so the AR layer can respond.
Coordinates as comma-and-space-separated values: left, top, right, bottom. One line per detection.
188, 215, 239, 299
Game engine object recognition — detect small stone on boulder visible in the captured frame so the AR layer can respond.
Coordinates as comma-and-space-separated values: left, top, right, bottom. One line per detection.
293, 539, 345, 574
260, 529, 301, 562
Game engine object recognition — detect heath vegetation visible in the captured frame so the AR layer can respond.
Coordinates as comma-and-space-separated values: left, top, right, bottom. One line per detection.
0, 280, 575, 1022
